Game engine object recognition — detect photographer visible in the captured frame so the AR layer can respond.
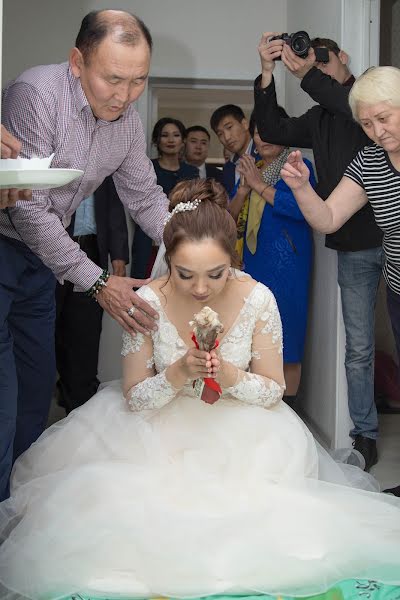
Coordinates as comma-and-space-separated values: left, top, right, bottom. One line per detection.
253, 32, 383, 471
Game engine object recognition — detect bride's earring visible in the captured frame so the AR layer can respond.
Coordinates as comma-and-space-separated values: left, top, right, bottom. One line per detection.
228, 267, 233, 278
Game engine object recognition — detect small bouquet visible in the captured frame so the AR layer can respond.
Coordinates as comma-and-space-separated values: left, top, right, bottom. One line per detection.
189, 306, 224, 404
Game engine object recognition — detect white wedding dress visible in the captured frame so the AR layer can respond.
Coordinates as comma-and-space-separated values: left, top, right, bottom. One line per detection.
1, 283, 400, 600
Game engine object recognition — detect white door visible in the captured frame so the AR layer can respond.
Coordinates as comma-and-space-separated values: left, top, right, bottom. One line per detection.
283, 0, 380, 449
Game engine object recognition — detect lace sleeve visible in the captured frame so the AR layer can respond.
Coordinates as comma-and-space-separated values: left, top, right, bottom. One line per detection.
224, 287, 285, 408
121, 288, 180, 412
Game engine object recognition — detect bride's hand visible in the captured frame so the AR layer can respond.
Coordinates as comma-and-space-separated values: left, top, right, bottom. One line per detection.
209, 350, 221, 378
179, 348, 216, 380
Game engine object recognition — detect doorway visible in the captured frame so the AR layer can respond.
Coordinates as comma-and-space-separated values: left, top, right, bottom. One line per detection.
147, 77, 254, 161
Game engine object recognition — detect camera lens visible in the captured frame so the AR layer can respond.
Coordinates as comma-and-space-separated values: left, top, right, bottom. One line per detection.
290, 31, 311, 57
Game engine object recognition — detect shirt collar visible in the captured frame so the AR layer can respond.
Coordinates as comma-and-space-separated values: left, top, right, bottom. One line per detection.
198, 162, 207, 178
344, 74, 355, 88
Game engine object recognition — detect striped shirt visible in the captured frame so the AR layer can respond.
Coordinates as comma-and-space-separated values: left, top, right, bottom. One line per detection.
345, 144, 400, 294
1, 63, 169, 290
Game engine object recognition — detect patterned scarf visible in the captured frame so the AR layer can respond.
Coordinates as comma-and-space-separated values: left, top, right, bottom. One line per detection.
236, 147, 290, 259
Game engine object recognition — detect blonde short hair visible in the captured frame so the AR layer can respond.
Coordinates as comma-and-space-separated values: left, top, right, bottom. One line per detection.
349, 66, 400, 122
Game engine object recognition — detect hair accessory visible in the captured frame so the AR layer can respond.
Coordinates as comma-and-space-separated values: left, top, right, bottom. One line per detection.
164, 198, 202, 226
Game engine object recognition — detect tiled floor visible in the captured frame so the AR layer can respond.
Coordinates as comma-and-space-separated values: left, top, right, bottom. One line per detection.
47, 396, 400, 490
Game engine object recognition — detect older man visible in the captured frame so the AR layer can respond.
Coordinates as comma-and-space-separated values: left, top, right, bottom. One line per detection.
0, 9, 169, 500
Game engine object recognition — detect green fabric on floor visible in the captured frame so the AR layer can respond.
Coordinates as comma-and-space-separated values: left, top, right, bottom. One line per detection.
60, 579, 400, 600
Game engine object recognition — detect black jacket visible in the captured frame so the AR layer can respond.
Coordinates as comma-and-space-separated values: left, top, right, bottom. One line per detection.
254, 68, 383, 252
68, 176, 129, 270
205, 164, 224, 185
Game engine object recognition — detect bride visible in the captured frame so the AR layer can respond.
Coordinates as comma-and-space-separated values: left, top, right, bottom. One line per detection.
1, 179, 400, 600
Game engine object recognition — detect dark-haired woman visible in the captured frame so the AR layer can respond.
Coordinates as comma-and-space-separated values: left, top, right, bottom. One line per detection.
131, 117, 198, 278
1, 179, 400, 599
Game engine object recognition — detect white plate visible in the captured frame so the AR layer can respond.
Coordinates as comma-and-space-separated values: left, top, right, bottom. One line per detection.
0, 168, 84, 190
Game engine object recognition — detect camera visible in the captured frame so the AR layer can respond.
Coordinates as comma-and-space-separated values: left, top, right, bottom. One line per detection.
270, 31, 329, 63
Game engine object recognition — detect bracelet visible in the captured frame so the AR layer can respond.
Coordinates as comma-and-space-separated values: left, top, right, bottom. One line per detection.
86, 269, 110, 300
260, 184, 269, 198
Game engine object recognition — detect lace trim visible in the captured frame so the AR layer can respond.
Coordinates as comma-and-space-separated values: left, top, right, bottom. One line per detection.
226, 372, 284, 408
121, 331, 145, 356
126, 370, 178, 411
146, 357, 155, 370
221, 284, 283, 361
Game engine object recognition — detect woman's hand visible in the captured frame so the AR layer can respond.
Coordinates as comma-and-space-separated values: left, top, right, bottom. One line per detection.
237, 155, 264, 191
280, 150, 310, 191
179, 348, 220, 381
165, 348, 220, 391
215, 353, 238, 388
236, 169, 251, 196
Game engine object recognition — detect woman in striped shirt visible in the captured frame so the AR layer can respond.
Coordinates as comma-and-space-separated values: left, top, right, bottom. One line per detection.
281, 66, 400, 469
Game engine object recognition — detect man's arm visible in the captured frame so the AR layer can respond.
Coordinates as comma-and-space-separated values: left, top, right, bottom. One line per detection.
279, 43, 355, 120
300, 67, 354, 120
254, 32, 313, 149
2, 82, 103, 290
254, 75, 313, 148
112, 115, 169, 246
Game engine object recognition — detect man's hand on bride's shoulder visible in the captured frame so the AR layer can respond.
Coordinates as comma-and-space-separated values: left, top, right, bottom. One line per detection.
96, 274, 159, 336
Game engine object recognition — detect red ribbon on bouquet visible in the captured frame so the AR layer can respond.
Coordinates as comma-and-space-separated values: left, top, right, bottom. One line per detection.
191, 333, 222, 404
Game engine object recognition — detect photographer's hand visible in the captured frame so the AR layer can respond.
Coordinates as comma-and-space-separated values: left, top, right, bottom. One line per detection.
282, 45, 316, 79
258, 32, 284, 88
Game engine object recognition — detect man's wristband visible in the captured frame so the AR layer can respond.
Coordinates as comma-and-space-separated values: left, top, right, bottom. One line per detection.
86, 269, 110, 300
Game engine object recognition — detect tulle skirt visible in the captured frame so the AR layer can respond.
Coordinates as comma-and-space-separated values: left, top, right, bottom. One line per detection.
1, 381, 399, 600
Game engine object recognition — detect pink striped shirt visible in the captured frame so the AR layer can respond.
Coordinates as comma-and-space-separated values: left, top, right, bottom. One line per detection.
1, 63, 169, 290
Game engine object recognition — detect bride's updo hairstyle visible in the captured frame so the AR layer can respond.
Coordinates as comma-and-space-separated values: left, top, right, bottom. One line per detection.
163, 178, 241, 271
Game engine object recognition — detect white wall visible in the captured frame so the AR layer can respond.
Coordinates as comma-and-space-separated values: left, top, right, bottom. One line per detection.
3, 1, 88, 83
3, 0, 287, 84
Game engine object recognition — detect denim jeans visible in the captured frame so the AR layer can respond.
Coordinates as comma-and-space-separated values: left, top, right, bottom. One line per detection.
337, 247, 384, 440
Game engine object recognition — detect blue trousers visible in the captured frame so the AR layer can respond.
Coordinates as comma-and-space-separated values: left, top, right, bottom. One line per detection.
0, 235, 56, 500
337, 247, 384, 440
